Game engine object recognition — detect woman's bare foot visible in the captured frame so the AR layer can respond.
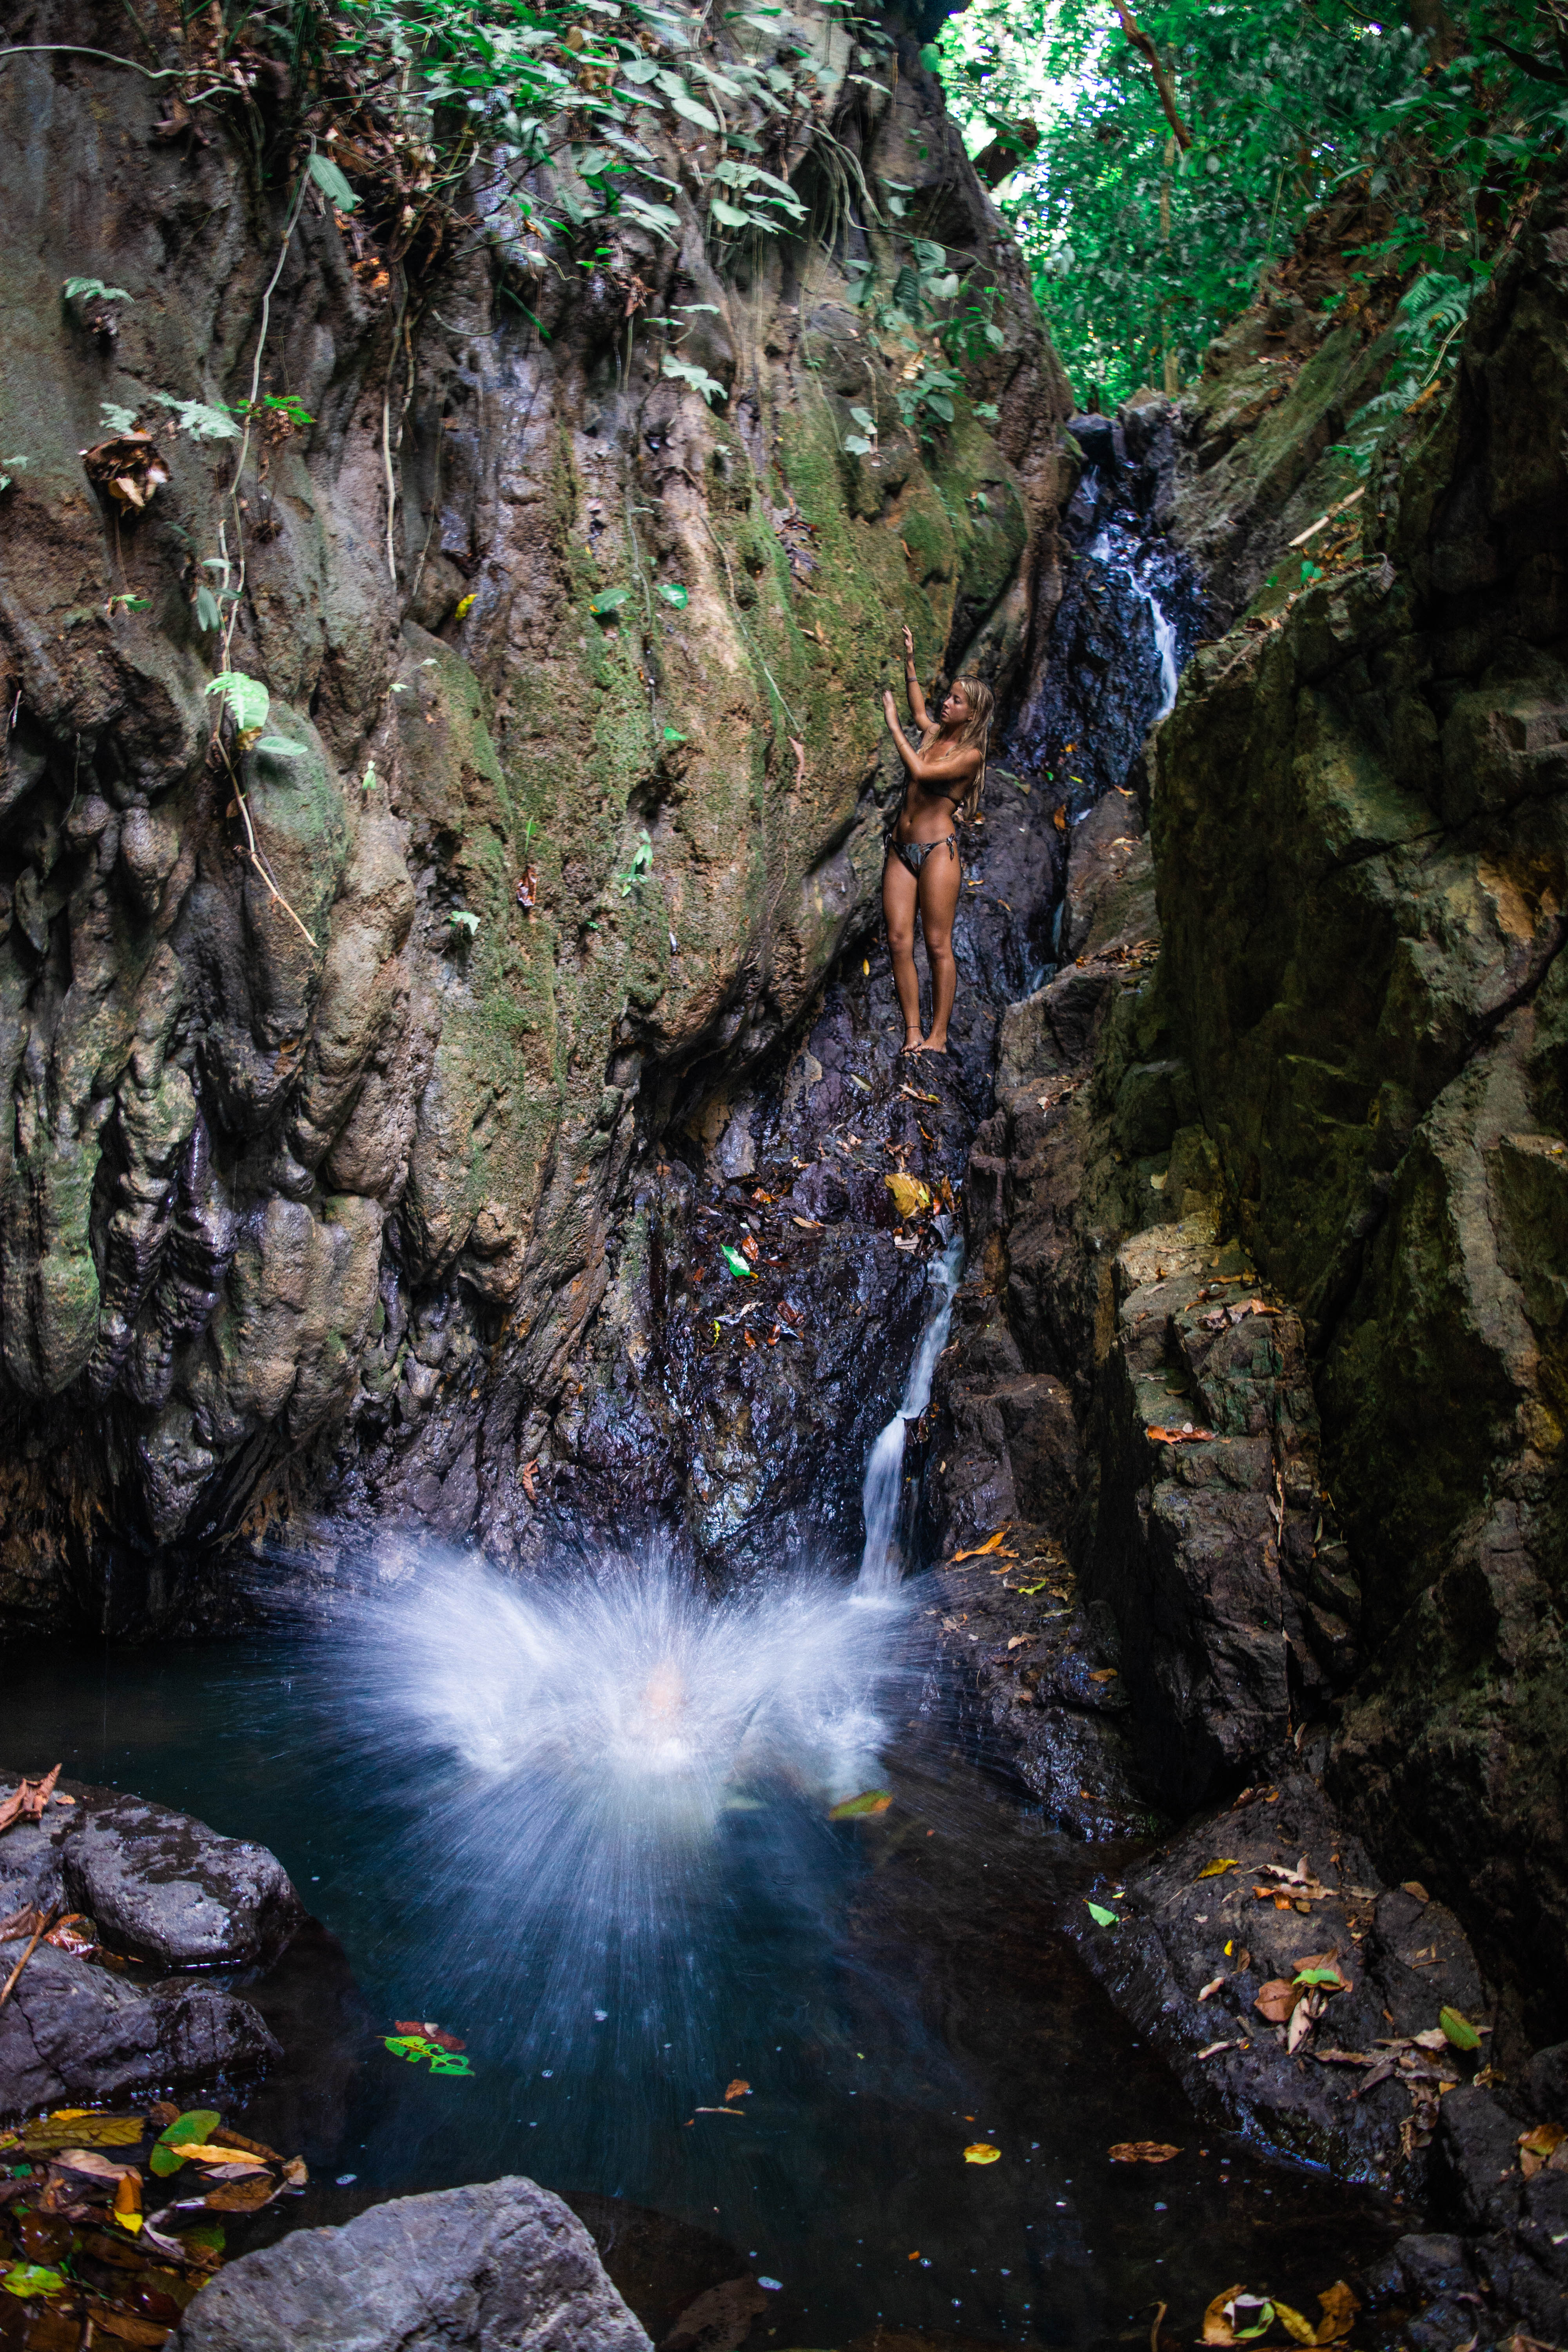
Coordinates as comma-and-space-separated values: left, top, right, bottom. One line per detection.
924, 1030, 950, 1056
898, 1033, 924, 1055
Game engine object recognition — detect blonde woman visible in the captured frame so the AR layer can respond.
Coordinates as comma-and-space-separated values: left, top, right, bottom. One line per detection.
880, 628, 993, 1056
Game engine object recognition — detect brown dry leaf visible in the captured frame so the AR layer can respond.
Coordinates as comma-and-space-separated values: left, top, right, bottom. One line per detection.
0, 1764, 63, 1836
515, 863, 538, 911
1401, 1880, 1430, 1903
81, 432, 171, 511
84, 2308, 171, 2347
1146, 1425, 1216, 1444
1107, 2141, 1181, 2163
1199, 1976, 1226, 2001
521, 1459, 538, 1502
113, 2173, 142, 2223
1088, 1667, 1118, 1683
1272, 2303, 1318, 2345
1253, 1978, 1301, 2025
281, 2156, 309, 2188
1007, 1634, 1034, 1651
725, 2080, 751, 2100
1197, 2039, 1238, 2060
1201, 2285, 1249, 2345
204, 2174, 275, 2211
1313, 2281, 1360, 2342
56, 2149, 134, 2181
885, 1172, 933, 1221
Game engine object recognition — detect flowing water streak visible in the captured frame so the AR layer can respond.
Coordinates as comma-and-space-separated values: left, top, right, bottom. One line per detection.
856, 1239, 963, 1594
1088, 524, 1181, 720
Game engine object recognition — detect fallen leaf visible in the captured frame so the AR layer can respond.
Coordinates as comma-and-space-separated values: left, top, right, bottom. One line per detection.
1287, 1993, 1321, 2053
515, 862, 538, 911
86, 2311, 171, 2346
81, 433, 170, 511
1272, 2301, 1319, 2345
829, 1789, 892, 1819
1198, 1860, 1239, 1879
1201, 2285, 1249, 2345
1006, 1634, 1034, 1650
114, 2174, 142, 2225
3, 2263, 66, 2298
1108, 2141, 1180, 2163
1146, 1425, 1216, 1444
203, 2175, 275, 2211
1440, 2005, 1482, 2051
1518, 2122, 1567, 2178
22, 2116, 143, 2152
720, 1244, 755, 1279
1085, 1901, 1119, 1927
963, 2142, 1000, 2164
1199, 1976, 1226, 2001
1253, 1979, 1301, 2025
1087, 1667, 1118, 1683
950, 1530, 1007, 1561
1400, 1880, 1430, 1903
725, 2080, 751, 2100
1197, 2040, 1238, 2061
886, 1172, 933, 1220
1313, 2281, 1361, 2342
1294, 1966, 1348, 1991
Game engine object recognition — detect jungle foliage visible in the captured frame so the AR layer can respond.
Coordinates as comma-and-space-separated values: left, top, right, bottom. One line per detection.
935, 0, 1568, 410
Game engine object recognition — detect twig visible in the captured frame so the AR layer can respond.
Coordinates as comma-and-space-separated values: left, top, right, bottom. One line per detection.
1149, 2301, 1167, 2352
221, 162, 312, 670
0, 42, 188, 78
229, 758, 315, 946
1109, 2, 1192, 149
0, 1910, 57, 2014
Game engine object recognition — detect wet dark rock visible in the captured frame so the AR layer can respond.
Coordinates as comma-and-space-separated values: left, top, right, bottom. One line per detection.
0, 1771, 303, 1969
170, 2175, 652, 2352
1070, 1773, 1493, 2188
0, 1942, 280, 2120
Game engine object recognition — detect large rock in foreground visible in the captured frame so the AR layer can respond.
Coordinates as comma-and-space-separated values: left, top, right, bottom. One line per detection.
171, 2177, 653, 2352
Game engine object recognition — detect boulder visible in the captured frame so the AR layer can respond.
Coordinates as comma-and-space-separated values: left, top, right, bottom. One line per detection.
170, 2176, 654, 2352
0, 1942, 279, 2119
0, 1771, 303, 1969
63, 1791, 303, 1969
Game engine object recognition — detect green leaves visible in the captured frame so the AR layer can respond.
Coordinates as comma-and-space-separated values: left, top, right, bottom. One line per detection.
206, 671, 271, 735
661, 354, 727, 405
1085, 1900, 1119, 1927
308, 151, 360, 211
161, 396, 240, 441
720, 1243, 755, 1278
829, 1788, 893, 1818
1440, 2005, 1482, 2051
656, 582, 688, 608
448, 909, 481, 937
255, 736, 305, 759
149, 2108, 221, 2177
3, 2265, 65, 2299
63, 276, 132, 305
589, 586, 632, 617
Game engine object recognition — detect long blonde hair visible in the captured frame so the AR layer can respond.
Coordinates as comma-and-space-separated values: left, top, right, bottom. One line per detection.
944, 676, 994, 826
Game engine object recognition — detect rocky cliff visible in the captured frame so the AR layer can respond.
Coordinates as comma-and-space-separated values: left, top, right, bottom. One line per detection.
0, 0, 1069, 1625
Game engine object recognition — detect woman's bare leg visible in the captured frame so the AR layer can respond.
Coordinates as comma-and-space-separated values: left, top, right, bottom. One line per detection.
917, 842, 962, 1052
882, 855, 924, 1050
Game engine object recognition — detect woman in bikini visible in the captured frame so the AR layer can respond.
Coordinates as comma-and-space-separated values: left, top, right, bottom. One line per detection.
880, 627, 993, 1056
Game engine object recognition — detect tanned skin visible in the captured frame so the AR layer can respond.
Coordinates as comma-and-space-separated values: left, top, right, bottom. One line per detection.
880, 628, 981, 1054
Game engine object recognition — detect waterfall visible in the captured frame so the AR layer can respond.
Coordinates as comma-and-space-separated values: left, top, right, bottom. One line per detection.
855, 1240, 963, 1595
1089, 524, 1181, 721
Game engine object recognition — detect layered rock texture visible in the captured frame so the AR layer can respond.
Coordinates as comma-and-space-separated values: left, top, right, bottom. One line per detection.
0, 0, 1069, 1623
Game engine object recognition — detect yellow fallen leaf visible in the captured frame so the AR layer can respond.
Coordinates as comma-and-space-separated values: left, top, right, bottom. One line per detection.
862, 959, 870, 975
885, 1172, 932, 1220
455, 592, 476, 619
1198, 1860, 1239, 1878
1272, 2302, 1318, 2345
1201, 2285, 1249, 2345
1313, 2281, 1360, 2342
1088, 1667, 1118, 1683
963, 2142, 1000, 2164
951, 1531, 1007, 1562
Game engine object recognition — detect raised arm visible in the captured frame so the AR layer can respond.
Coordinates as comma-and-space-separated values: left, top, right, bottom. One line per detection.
879, 691, 981, 793
900, 626, 931, 732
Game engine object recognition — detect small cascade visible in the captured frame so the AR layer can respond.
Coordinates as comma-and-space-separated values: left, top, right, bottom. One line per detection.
855, 1240, 963, 1595
1089, 522, 1181, 721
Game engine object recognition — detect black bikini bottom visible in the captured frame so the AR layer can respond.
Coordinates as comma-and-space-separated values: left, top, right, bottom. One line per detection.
886, 831, 957, 878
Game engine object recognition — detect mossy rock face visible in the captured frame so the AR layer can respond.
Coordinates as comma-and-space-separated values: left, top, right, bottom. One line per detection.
0, 2, 1068, 1623
1147, 181, 1568, 2003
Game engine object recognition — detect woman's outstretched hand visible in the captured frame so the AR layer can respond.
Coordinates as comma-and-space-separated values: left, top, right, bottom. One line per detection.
901, 625, 915, 662
882, 686, 899, 726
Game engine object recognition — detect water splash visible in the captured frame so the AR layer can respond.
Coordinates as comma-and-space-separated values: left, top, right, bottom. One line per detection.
857, 1240, 962, 1593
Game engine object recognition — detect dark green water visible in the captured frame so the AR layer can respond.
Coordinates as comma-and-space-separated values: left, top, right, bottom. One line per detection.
4, 1627, 1403, 2351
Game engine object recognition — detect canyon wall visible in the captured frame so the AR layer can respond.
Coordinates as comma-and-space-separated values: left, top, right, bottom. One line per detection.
0, 0, 1069, 1624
